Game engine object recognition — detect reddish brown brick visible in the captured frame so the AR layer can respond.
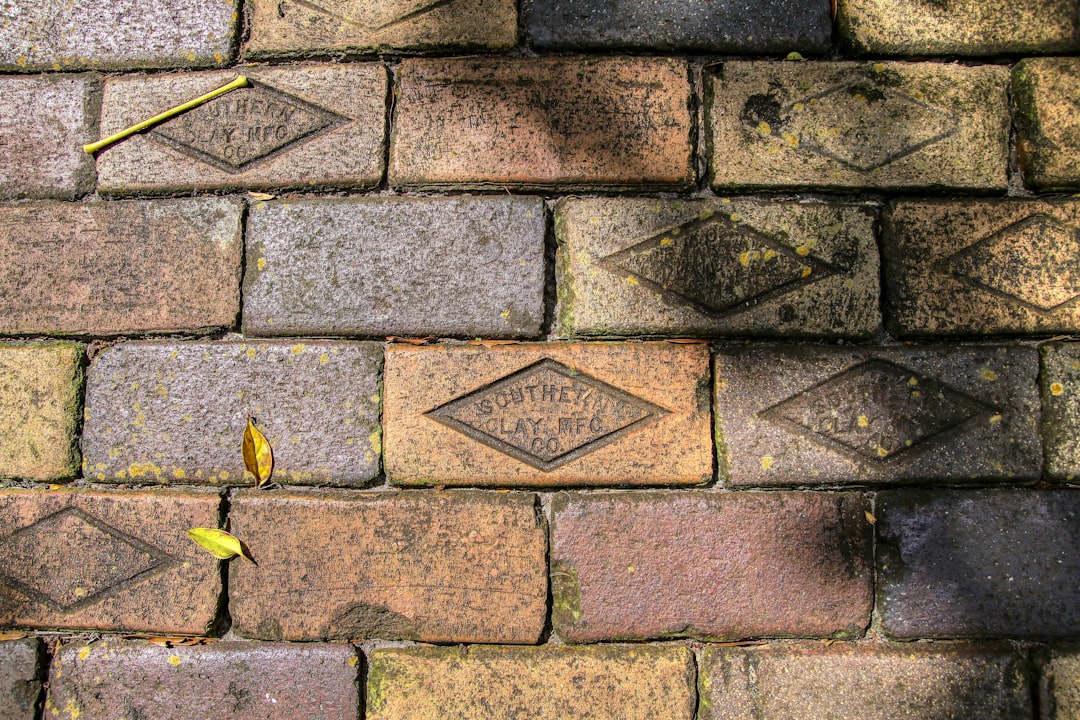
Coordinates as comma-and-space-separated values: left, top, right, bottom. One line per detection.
46, 640, 358, 720
390, 56, 692, 190
0, 639, 43, 720
551, 491, 872, 642
0, 199, 242, 336
229, 489, 546, 643
0, 489, 221, 634
383, 342, 712, 487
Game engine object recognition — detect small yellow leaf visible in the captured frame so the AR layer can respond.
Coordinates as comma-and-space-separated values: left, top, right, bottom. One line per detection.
187, 528, 254, 563
247, 191, 276, 201
0, 631, 27, 641
242, 417, 273, 486
865, 511, 877, 525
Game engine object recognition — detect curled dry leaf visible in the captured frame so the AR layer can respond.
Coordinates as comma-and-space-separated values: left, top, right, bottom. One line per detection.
187, 528, 255, 563
0, 631, 28, 641
386, 335, 436, 345
242, 417, 273, 486
247, 191, 276, 201
864, 510, 877, 525
468, 339, 520, 347
121, 635, 213, 647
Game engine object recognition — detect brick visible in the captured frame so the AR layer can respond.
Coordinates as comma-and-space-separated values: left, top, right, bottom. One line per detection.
0, 342, 83, 481
551, 491, 872, 642
1042, 343, 1080, 481
524, 0, 830, 52
700, 643, 1031, 720
96, 64, 386, 195
882, 199, 1080, 337
244, 0, 517, 57
708, 61, 1009, 191
1014, 58, 1080, 191
390, 57, 692, 190
82, 341, 381, 486
228, 489, 546, 643
0, 0, 239, 71
878, 490, 1080, 639
555, 197, 880, 338
0, 75, 96, 200
714, 345, 1042, 486
244, 196, 545, 338
368, 645, 694, 720
0, 488, 220, 634
838, 0, 1080, 55
0, 639, 43, 720
384, 342, 711, 486
0, 198, 242, 336
1041, 650, 1080, 720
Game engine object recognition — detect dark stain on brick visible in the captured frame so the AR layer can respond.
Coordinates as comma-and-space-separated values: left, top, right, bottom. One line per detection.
327, 603, 418, 640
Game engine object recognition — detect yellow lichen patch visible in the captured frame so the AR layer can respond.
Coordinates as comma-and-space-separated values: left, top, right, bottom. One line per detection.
801, 266, 812, 277
626, 565, 635, 573
1051, 382, 1064, 396
729, 213, 741, 222
369, 430, 382, 455
873, 63, 886, 73
77, 646, 91, 660
876, 446, 889, 458
781, 131, 799, 147
257, 257, 267, 271
721, 198, 731, 204
64, 700, 80, 719
699, 209, 715, 220
659, 236, 674, 246
981, 369, 998, 381
857, 415, 868, 428
168, 654, 182, 666
760, 455, 774, 470
291, 343, 306, 355
989, 414, 1003, 424
908, 377, 919, 386
173, 468, 186, 479
319, 353, 330, 365
500, 310, 511, 322
349, 656, 359, 667
763, 249, 777, 261
757, 121, 772, 135
793, 102, 805, 111
214, 53, 224, 63
246, 347, 257, 358
128, 462, 162, 479
626, 276, 639, 285
911, 390, 921, 398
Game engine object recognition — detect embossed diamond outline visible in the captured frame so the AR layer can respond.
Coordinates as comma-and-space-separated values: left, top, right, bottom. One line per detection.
0, 507, 180, 612
425, 358, 669, 471
293, 0, 457, 31
599, 213, 840, 318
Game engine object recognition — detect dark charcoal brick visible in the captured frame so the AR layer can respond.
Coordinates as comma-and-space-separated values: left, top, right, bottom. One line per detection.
1042, 343, 1080, 481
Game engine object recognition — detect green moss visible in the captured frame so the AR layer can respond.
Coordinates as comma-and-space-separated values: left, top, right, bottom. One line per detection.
551, 560, 583, 629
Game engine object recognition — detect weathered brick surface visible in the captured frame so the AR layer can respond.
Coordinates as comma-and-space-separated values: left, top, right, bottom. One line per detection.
1041, 650, 1080, 720
229, 489, 547, 643
0, 75, 97, 200
0, 198, 243, 336
1042, 343, 1080, 481
0, 639, 43, 720
882, 199, 1080, 337
555, 197, 880, 338
244, 196, 545, 338
0, 342, 83, 481
82, 341, 381, 486
838, 0, 1080, 55
96, 64, 386, 195
551, 491, 872, 642
0, 0, 239, 71
0, 489, 220, 634
47, 640, 358, 720
384, 342, 712, 486
245, 0, 517, 57
878, 490, 1080, 639
368, 645, 695, 720
1014, 58, 1080, 191
708, 61, 1010, 191
390, 57, 693, 190
524, 0, 830, 52
700, 643, 1031, 720
714, 345, 1042, 486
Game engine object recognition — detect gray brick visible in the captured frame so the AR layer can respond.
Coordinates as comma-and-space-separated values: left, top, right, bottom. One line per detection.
1014, 58, 1080, 191
244, 196, 545, 338
0, 639, 43, 720
82, 341, 382, 487
1041, 343, 1080, 481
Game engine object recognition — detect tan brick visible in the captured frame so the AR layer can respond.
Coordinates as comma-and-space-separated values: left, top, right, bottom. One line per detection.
0, 489, 221, 634
1041, 650, 1080, 720
1015, 58, 1080, 191
96, 64, 386, 195
0, 199, 242, 336
0, 343, 82, 481
244, 0, 517, 57
882, 199, 1080, 336
708, 61, 1009, 191
390, 57, 693, 190
384, 342, 711, 486
551, 491, 872, 642
368, 645, 695, 720
1042, 343, 1080, 481
229, 489, 547, 643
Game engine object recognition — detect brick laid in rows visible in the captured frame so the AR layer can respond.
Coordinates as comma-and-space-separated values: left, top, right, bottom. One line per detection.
555, 197, 880, 338
0, 489, 220, 634
1014, 58, 1080, 191
384, 342, 712, 486
0, 0, 238, 71
882, 199, 1080, 337
244, 0, 517, 58
0, 75, 96, 200
0, 639, 43, 720
0, 342, 83, 481
0, 198, 242, 336
368, 645, 694, 720
1042, 343, 1080, 481
524, 0, 830, 52
97, 64, 386, 195
244, 196, 545, 338
390, 57, 692, 190
700, 643, 1031, 720
229, 490, 546, 643
714, 345, 1042, 486
1041, 650, 1080, 720
82, 341, 381, 486
46, 640, 357, 720
708, 62, 1009, 191
551, 491, 872, 642
878, 490, 1080, 639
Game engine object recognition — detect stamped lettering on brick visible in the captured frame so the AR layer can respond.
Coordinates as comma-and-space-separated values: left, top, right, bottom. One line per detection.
296, 0, 451, 29
426, 359, 668, 471
151, 83, 348, 173
760, 360, 997, 463
0, 508, 178, 611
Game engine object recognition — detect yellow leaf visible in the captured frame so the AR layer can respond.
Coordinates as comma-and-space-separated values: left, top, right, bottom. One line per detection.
247, 191, 276, 201
865, 511, 877, 525
242, 417, 273, 486
0, 631, 27, 640
186, 528, 254, 563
